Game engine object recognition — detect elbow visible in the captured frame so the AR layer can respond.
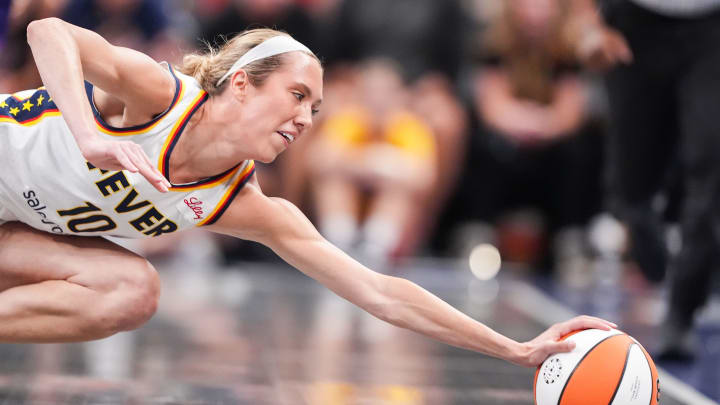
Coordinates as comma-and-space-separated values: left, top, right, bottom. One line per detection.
27, 17, 64, 46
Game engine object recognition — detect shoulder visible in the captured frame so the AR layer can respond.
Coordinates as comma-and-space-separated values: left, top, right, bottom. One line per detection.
205, 175, 268, 228
205, 176, 310, 242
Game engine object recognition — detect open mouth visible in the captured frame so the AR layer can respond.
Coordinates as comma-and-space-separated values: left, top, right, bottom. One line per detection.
277, 131, 294, 144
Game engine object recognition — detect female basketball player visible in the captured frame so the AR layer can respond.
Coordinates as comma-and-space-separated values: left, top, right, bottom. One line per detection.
0, 18, 615, 367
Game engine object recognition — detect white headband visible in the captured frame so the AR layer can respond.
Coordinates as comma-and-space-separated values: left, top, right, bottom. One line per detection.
215, 35, 314, 87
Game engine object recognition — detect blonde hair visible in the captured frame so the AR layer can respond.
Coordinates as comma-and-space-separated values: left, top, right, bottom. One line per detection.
484, 0, 575, 104
179, 29, 319, 95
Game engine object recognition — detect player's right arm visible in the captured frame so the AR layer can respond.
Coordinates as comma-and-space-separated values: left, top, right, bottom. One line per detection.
26, 17, 171, 192
209, 179, 618, 367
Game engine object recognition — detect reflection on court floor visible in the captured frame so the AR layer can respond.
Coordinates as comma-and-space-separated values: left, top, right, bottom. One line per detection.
0, 260, 713, 404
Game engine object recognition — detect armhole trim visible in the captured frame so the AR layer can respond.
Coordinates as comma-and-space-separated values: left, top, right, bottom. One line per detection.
85, 65, 183, 136
199, 161, 256, 226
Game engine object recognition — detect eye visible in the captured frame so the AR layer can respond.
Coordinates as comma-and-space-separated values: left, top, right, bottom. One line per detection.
293, 92, 305, 101
311, 108, 320, 116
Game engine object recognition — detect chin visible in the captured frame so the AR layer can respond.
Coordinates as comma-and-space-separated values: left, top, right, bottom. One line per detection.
256, 151, 280, 164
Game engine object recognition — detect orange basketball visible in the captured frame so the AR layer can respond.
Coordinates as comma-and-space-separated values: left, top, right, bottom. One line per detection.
533, 329, 660, 405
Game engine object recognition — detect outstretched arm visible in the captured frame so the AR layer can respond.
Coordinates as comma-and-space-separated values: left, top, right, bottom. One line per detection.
26, 18, 172, 192
208, 181, 616, 367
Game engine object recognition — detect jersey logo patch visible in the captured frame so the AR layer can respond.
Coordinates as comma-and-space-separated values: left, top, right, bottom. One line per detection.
183, 197, 204, 220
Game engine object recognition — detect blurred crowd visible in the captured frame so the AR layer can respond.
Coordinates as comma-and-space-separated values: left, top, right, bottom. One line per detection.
0, 0, 690, 293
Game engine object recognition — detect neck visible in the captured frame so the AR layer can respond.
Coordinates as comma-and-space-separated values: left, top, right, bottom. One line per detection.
169, 97, 249, 184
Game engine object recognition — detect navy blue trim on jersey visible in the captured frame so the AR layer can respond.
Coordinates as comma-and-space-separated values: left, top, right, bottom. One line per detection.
84, 64, 182, 133
168, 164, 240, 190
161, 92, 242, 189
203, 166, 256, 226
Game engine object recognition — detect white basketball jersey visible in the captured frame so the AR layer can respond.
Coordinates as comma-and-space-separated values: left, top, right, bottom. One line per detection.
0, 65, 255, 238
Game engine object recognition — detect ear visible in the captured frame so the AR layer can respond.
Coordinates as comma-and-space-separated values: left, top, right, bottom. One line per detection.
229, 69, 249, 99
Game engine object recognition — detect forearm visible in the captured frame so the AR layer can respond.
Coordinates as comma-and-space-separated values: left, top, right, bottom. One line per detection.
546, 79, 586, 137
274, 234, 524, 363
479, 94, 524, 135
477, 72, 536, 136
27, 18, 96, 143
373, 275, 523, 362
546, 108, 583, 138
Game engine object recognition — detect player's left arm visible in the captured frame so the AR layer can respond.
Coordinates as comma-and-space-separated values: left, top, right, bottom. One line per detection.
206, 178, 616, 366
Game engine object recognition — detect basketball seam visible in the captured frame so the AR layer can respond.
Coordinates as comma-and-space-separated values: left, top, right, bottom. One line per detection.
607, 341, 634, 405
556, 334, 615, 405
639, 346, 655, 405
633, 338, 657, 405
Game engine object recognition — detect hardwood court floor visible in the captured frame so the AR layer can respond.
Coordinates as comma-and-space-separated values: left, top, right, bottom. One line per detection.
0, 257, 712, 404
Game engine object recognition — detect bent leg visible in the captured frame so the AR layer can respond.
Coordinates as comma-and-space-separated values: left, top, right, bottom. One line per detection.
0, 222, 161, 343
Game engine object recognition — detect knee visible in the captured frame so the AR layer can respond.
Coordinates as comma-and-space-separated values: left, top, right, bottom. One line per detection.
89, 258, 161, 337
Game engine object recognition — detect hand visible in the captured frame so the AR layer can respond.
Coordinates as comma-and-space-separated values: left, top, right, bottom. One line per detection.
576, 26, 633, 71
79, 136, 171, 193
515, 315, 617, 367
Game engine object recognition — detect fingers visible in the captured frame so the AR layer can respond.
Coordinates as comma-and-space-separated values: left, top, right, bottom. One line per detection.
558, 315, 617, 336
135, 145, 171, 192
123, 143, 170, 193
552, 340, 576, 353
113, 146, 138, 173
84, 139, 172, 193
529, 316, 619, 365
530, 340, 577, 366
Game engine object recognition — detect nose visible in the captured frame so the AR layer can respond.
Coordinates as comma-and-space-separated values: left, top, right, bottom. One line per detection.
294, 104, 313, 132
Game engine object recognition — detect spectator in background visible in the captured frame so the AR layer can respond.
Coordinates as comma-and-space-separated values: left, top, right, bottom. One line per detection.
61, 0, 190, 64
327, 0, 468, 84
434, 0, 603, 272
0, 0, 67, 92
307, 59, 436, 267
306, 0, 471, 256
573, 0, 720, 361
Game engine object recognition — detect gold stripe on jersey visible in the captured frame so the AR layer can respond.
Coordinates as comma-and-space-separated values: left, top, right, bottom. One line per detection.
198, 160, 256, 226
158, 90, 207, 174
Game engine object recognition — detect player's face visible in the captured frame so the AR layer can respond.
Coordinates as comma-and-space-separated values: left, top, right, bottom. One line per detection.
238, 52, 323, 163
